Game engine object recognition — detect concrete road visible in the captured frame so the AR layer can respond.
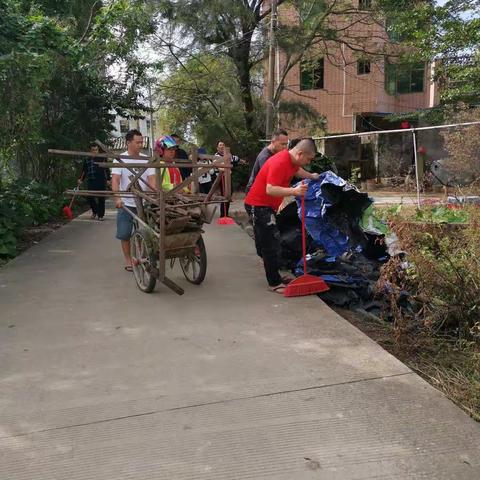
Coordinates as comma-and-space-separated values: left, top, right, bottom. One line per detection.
1, 208, 479, 479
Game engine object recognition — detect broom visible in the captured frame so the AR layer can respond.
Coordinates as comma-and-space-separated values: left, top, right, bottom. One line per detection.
62, 184, 80, 220
284, 188, 329, 297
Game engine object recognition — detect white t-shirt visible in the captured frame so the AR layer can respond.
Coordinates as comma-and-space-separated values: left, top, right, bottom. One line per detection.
112, 151, 155, 208
198, 160, 214, 184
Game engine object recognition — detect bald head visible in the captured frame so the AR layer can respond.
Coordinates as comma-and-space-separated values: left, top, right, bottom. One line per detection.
291, 139, 316, 155
289, 139, 316, 167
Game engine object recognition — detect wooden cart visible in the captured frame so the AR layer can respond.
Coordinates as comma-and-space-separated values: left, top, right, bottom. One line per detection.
49, 142, 232, 295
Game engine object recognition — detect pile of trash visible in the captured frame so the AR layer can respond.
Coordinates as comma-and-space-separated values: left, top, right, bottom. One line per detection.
277, 171, 394, 317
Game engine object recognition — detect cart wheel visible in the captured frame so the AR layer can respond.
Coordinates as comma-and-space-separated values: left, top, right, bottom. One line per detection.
130, 230, 157, 293
180, 236, 207, 285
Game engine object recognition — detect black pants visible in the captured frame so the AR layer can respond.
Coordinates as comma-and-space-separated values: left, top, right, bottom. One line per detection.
87, 181, 106, 218
219, 175, 230, 217
245, 204, 261, 257
199, 182, 212, 194
88, 196, 105, 218
250, 205, 282, 287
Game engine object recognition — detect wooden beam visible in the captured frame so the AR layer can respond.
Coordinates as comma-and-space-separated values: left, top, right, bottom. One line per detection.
191, 146, 199, 194
94, 161, 231, 169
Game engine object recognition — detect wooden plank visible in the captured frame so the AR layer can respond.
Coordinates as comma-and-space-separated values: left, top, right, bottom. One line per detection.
191, 146, 199, 194
162, 276, 185, 295
223, 147, 232, 199
94, 161, 232, 169
120, 206, 159, 239
66, 190, 135, 197
167, 166, 216, 196
156, 169, 166, 282
205, 172, 224, 202
48, 149, 155, 161
49, 147, 232, 167
130, 186, 159, 207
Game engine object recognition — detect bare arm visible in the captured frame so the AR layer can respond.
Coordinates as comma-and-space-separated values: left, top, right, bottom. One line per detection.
295, 168, 319, 180
147, 174, 157, 191
111, 174, 122, 208
266, 183, 307, 197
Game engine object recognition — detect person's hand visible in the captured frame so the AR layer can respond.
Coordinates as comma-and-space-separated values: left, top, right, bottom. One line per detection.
77, 178, 83, 186
115, 198, 123, 209
292, 182, 308, 197
310, 173, 320, 181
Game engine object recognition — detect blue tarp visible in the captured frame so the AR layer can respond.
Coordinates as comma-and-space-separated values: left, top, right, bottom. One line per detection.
294, 171, 372, 258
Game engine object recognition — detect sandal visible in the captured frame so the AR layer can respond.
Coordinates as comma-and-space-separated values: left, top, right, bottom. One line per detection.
281, 275, 294, 285
124, 265, 133, 272
268, 284, 286, 294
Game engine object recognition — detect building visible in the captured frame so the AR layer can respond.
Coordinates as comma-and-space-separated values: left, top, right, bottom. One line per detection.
110, 112, 156, 151
272, 0, 439, 179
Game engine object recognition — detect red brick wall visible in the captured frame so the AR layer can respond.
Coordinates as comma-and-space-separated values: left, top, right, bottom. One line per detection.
271, 2, 437, 135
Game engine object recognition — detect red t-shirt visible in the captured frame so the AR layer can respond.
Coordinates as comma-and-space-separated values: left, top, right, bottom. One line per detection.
245, 150, 298, 211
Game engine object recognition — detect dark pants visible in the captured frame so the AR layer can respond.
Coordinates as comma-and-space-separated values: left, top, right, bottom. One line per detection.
88, 196, 105, 218
219, 175, 230, 217
245, 203, 261, 257
250, 205, 282, 287
199, 181, 212, 194
87, 181, 106, 218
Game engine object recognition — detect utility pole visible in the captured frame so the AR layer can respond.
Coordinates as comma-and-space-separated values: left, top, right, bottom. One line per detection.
265, 0, 278, 139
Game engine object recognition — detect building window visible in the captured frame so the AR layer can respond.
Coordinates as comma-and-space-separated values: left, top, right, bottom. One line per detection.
358, 59, 371, 75
119, 118, 129, 134
146, 119, 151, 131
358, 0, 372, 10
300, 58, 324, 90
385, 62, 425, 95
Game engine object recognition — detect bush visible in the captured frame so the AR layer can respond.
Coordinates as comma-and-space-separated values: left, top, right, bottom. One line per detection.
380, 206, 480, 342
441, 106, 480, 185
232, 163, 250, 191
0, 179, 66, 257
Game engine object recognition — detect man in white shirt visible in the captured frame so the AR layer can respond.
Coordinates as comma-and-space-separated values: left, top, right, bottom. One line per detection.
111, 129, 156, 271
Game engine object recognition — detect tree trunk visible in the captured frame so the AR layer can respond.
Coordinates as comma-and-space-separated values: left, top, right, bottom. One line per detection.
230, 37, 256, 137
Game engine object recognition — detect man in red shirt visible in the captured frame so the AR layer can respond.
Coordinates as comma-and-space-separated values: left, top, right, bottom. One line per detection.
245, 139, 319, 294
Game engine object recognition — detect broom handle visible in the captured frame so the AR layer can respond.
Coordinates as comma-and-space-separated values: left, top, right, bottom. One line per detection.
301, 193, 307, 275
69, 186, 79, 209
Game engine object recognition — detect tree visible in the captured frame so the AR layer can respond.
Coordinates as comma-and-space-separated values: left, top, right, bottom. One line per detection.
0, 0, 157, 188
440, 106, 480, 184
152, 0, 441, 143
156, 54, 255, 151
378, 0, 480, 107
